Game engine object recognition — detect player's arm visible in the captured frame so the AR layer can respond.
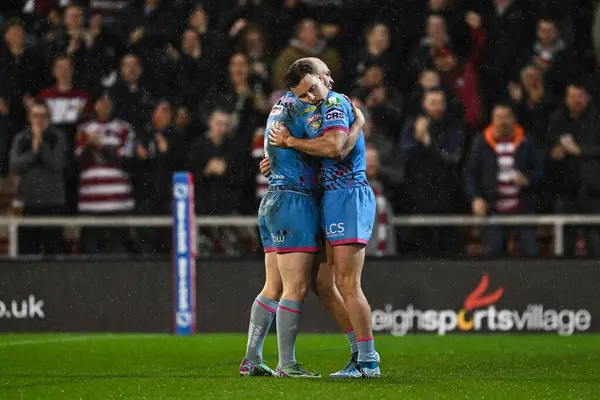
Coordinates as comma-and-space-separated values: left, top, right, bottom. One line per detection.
274, 128, 345, 159
337, 100, 365, 159
269, 99, 361, 160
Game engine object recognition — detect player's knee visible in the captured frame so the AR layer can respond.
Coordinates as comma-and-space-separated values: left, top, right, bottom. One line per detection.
313, 270, 335, 300
261, 284, 282, 301
283, 280, 310, 299
335, 269, 360, 296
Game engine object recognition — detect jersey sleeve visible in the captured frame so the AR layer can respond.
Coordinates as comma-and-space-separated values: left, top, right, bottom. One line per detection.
321, 93, 350, 135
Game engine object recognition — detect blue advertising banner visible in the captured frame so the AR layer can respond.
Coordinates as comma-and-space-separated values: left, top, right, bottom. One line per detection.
172, 172, 196, 335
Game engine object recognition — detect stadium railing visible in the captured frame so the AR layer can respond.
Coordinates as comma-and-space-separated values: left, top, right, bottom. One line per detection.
1, 215, 600, 258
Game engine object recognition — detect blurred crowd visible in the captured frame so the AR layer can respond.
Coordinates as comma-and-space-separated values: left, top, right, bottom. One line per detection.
1, 0, 600, 257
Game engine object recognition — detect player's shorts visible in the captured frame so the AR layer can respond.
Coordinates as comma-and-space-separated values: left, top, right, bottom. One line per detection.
258, 189, 320, 253
321, 185, 376, 246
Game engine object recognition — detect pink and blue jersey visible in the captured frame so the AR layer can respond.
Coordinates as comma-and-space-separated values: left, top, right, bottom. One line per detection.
296, 91, 369, 191
295, 91, 376, 246
263, 92, 319, 196
257, 93, 320, 253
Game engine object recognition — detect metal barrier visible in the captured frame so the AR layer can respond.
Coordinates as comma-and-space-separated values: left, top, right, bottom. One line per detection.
2, 214, 600, 258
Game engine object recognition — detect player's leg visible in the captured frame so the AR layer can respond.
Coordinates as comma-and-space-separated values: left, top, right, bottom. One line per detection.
270, 191, 321, 378
311, 242, 359, 370
324, 187, 380, 378
240, 194, 281, 377
274, 251, 320, 377
240, 252, 281, 376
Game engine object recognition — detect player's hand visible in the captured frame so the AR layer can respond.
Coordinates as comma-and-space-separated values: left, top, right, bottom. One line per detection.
349, 98, 365, 130
259, 157, 271, 177
268, 122, 291, 148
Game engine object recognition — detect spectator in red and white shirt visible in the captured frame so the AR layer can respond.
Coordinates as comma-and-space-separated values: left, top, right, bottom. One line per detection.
36, 55, 90, 147
464, 103, 543, 256
75, 94, 135, 253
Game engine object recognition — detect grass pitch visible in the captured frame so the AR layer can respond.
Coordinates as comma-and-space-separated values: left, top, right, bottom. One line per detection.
0, 333, 599, 399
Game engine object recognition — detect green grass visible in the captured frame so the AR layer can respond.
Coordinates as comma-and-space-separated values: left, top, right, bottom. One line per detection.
0, 334, 599, 399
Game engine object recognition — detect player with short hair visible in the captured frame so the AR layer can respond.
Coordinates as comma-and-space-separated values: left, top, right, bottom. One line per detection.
239, 79, 365, 377
269, 58, 381, 378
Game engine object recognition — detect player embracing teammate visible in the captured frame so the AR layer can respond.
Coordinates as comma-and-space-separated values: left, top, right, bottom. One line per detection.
240, 58, 380, 379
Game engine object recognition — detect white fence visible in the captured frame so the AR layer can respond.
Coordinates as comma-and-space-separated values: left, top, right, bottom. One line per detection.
1, 214, 600, 258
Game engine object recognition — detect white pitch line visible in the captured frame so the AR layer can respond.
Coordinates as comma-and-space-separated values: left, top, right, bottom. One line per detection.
0, 334, 164, 347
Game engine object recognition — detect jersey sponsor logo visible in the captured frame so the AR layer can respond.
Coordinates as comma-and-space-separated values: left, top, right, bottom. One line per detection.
325, 222, 345, 237
299, 105, 316, 116
269, 105, 283, 116
307, 114, 323, 131
325, 110, 345, 121
325, 96, 342, 108
272, 229, 289, 243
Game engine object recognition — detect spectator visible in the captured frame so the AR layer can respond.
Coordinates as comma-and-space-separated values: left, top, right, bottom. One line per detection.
365, 143, 396, 257
75, 94, 135, 253
272, 18, 341, 90
188, 107, 246, 255
518, 17, 577, 96
82, 12, 122, 97
478, 0, 534, 108
0, 18, 45, 174
400, 88, 463, 254
173, 105, 192, 144
405, 14, 452, 90
172, 29, 212, 110
187, 4, 223, 62
37, 54, 90, 214
36, 55, 90, 145
241, 24, 272, 94
348, 21, 395, 88
351, 63, 403, 157
508, 64, 556, 147
134, 100, 185, 253
433, 11, 486, 136
464, 103, 543, 256
135, 101, 185, 212
201, 52, 264, 145
120, 0, 176, 87
405, 68, 464, 120
10, 102, 66, 255
547, 82, 600, 256
109, 53, 155, 131
188, 108, 242, 215
44, 5, 89, 88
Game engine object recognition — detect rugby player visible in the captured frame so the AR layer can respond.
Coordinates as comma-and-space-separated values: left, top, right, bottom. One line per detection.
240, 71, 365, 378
269, 59, 381, 378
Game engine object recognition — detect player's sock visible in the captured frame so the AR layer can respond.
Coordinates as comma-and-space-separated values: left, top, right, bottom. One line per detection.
344, 329, 358, 356
245, 295, 278, 364
276, 298, 303, 367
357, 337, 378, 363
